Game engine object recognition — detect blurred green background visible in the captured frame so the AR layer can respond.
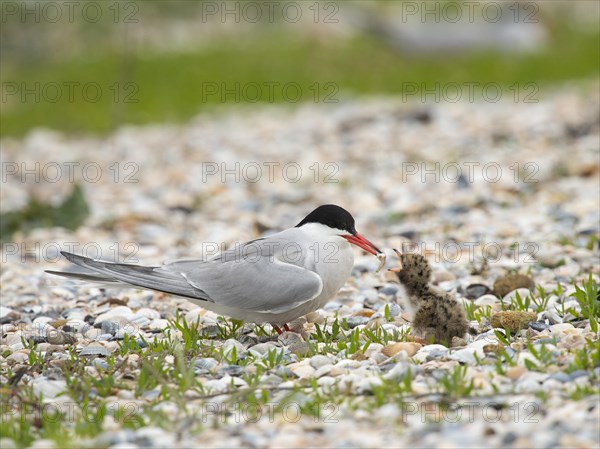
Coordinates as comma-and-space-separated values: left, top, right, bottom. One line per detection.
1, 0, 599, 137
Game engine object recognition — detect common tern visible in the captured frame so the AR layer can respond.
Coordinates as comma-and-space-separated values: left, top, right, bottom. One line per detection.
47, 204, 384, 334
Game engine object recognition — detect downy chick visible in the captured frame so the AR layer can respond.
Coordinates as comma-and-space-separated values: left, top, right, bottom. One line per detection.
392, 250, 468, 346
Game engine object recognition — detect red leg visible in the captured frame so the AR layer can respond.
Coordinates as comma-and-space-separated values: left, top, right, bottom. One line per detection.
283, 324, 291, 332
273, 325, 283, 335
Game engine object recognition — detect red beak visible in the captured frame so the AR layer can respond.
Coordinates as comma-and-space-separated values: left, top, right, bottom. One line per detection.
342, 233, 382, 256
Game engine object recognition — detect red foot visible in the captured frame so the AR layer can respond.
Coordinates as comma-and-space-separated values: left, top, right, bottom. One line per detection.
273, 325, 283, 335
283, 324, 291, 332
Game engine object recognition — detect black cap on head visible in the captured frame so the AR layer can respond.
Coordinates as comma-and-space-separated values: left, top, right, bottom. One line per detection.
295, 204, 357, 234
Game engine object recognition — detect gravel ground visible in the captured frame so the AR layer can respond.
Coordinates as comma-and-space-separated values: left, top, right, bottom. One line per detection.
1, 85, 599, 448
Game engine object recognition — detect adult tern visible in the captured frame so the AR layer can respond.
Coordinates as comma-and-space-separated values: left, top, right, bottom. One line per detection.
47, 204, 384, 334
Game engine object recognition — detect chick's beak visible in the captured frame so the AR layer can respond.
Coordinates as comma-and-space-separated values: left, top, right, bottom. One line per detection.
342, 233, 382, 256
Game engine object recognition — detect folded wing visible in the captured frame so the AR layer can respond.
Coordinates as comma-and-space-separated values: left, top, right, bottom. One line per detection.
51, 237, 323, 314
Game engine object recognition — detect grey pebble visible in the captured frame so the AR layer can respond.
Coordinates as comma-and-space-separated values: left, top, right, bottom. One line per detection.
194, 358, 218, 371
464, 284, 491, 299
502, 432, 518, 445
113, 329, 132, 340
346, 316, 369, 328
27, 335, 47, 344
309, 354, 331, 369
141, 390, 161, 401
80, 346, 111, 357
529, 321, 548, 332
544, 310, 563, 324
95, 430, 136, 446
426, 349, 449, 361
379, 286, 398, 297
201, 325, 219, 338
352, 265, 369, 275
386, 303, 401, 317
323, 302, 342, 312
218, 365, 244, 377
569, 370, 589, 380
101, 321, 120, 335
95, 333, 113, 341
430, 369, 451, 381
382, 362, 421, 380
549, 372, 571, 383
275, 365, 297, 378
248, 342, 277, 355
503, 347, 517, 359
43, 367, 65, 380
45, 329, 76, 345
92, 358, 109, 370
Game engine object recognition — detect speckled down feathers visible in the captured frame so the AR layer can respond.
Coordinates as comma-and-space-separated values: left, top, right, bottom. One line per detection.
395, 253, 468, 345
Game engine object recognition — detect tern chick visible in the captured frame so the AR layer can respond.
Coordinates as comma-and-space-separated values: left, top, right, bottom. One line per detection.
391, 250, 468, 346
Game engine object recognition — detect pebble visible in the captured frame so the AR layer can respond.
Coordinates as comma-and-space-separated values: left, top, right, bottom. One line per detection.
379, 286, 398, 297
92, 358, 109, 370
309, 354, 332, 369
569, 370, 589, 380
46, 330, 77, 345
382, 342, 421, 358
288, 362, 316, 379
80, 345, 112, 357
148, 319, 169, 331
474, 294, 501, 308
529, 321, 549, 331
7, 352, 28, 364
346, 316, 369, 328
222, 339, 246, 357
218, 365, 243, 377
506, 366, 528, 380
194, 358, 218, 372
31, 377, 67, 398
544, 310, 564, 324
449, 347, 480, 365
305, 311, 326, 324
501, 288, 534, 305
465, 284, 491, 299
248, 342, 278, 356
549, 372, 572, 383
382, 362, 420, 381
95, 307, 134, 324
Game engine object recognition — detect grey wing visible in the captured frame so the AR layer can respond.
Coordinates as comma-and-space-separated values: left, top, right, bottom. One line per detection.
53, 251, 209, 300
54, 239, 323, 313
174, 259, 323, 314
163, 235, 323, 313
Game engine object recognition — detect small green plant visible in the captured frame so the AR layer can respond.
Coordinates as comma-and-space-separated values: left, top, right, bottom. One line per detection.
494, 348, 517, 374
568, 339, 600, 372
510, 290, 532, 311
524, 342, 554, 371
215, 318, 245, 339
494, 329, 511, 345
464, 302, 476, 321
166, 311, 203, 353
384, 304, 394, 322
568, 274, 599, 332
438, 365, 475, 398
531, 285, 551, 312
259, 348, 285, 370
474, 305, 493, 322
